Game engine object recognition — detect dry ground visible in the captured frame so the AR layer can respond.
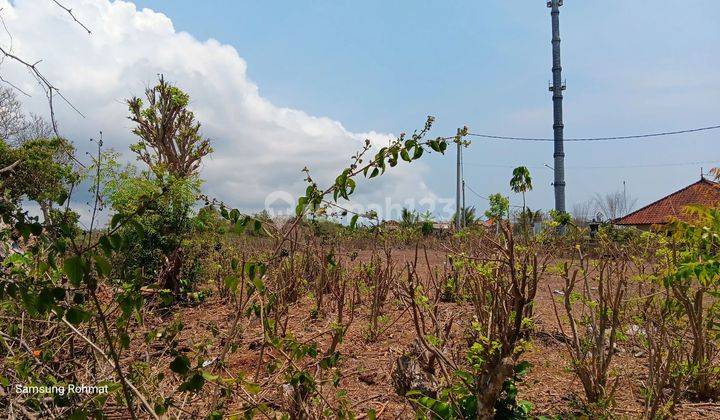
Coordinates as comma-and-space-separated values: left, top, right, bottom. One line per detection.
122, 248, 720, 419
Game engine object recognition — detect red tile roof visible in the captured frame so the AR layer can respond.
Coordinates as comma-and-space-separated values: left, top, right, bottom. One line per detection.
615, 178, 720, 226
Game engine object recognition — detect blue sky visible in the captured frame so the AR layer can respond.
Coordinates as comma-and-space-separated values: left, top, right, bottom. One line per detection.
7, 0, 717, 221
126, 0, 720, 214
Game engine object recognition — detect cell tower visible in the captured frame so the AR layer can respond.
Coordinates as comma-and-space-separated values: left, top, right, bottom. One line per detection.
548, 0, 566, 213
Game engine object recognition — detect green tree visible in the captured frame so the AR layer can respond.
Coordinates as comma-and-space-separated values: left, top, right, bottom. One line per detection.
400, 207, 419, 228
485, 193, 510, 222
98, 151, 201, 292
108, 76, 214, 295
510, 166, 533, 234
0, 137, 78, 223
510, 166, 532, 212
451, 206, 477, 227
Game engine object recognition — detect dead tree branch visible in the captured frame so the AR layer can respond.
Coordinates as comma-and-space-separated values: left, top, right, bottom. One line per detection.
51, 0, 92, 34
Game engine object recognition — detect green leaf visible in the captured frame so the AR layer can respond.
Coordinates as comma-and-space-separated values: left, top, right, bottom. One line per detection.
518, 400, 533, 415
253, 277, 266, 294
514, 360, 532, 376
56, 191, 69, 206
128, 219, 146, 240
119, 333, 131, 349
224, 275, 240, 293
296, 196, 308, 216
99, 236, 112, 256
179, 372, 205, 392
108, 233, 123, 250
37, 289, 55, 314
350, 214, 359, 229
110, 213, 124, 229
229, 208, 240, 223
154, 402, 168, 416
50, 287, 66, 301
234, 217, 249, 234
242, 381, 261, 395
29, 223, 42, 236
170, 355, 191, 375
94, 255, 111, 278
320, 351, 340, 369
201, 370, 218, 381
63, 256, 85, 286
66, 307, 90, 325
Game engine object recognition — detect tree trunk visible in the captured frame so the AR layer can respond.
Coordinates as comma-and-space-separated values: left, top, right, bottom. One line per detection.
158, 247, 184, 294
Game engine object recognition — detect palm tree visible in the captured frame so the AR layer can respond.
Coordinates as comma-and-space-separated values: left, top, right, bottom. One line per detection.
510, 166, 533, 233
400, 207, 419, 228
451, 206, 477, 227
517, 208, 543, 235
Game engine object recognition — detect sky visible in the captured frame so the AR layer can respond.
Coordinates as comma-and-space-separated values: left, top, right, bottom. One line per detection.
2, 0, 719, 223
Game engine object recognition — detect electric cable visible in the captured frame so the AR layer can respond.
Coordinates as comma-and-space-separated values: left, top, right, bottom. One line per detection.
466, 124, 720, 142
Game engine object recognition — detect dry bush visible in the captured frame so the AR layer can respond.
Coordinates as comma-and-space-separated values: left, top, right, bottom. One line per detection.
397, 224, 550, 418
551, 242, 630, 408
360, 247, 401, 342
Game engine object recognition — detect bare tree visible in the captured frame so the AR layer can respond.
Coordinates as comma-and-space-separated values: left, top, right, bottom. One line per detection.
572, 200, 593, 225
593, 188, 637, 221
0, 87, 27, 143
0, 87, 54, 144
0, 1, 91, 166
127, 75, 212, 179
17, 113, 54, 142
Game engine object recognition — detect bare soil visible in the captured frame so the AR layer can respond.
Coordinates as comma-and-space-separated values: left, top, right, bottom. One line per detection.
123, 248, 720, 419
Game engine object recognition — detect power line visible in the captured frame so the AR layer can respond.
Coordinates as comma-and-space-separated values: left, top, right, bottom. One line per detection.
463, 159, 720, 170
464, 183, 524, 208
467, 124, 720, 142
464, 183, 490, 201
568, 160, 720, 169
445, 123, 720, 216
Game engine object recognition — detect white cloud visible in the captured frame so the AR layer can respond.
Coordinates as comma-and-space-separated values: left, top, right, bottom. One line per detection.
0, 0, 441, 220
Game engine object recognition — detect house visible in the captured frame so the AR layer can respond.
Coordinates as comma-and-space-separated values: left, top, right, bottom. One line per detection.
614, 177, 720, 229
483, 218, 513, 235
432, 221, 451, 231
430, 221, 451, 236
381, 220, 401, 231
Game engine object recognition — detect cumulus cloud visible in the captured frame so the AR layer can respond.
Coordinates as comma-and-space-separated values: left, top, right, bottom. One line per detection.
0, 0, 441, 220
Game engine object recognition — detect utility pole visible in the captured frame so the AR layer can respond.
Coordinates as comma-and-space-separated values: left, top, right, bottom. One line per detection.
462, 179, 466, 228
548, 0, 566, 214
455, 140, 462, 230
